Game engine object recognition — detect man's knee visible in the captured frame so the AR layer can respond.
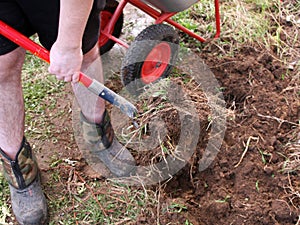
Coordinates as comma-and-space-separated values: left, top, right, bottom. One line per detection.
0, 47, 25, 83
82, 45, 100, 71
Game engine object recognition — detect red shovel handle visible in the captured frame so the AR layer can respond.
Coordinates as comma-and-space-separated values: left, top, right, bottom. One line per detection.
0, 20, 92, 85
0, 21, 50, 62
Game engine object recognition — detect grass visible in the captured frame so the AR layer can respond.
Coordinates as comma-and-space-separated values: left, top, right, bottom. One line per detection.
173, 0, 300, 63
0, 173, 11, 224
114, 79, 172, 146
280, 141, 300, 212
46, 173, 156, 224
22, 52, 66, 140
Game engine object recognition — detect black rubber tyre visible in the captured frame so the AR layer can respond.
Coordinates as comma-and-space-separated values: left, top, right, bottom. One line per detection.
121, 24, 179, 95
99, 0, 124, 55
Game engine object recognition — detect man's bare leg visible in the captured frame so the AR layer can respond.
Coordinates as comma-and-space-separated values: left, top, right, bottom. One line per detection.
0, 47, 25, 159
72, 45, 105, 123
72, 45, 136, 177
0, 47, 48, 224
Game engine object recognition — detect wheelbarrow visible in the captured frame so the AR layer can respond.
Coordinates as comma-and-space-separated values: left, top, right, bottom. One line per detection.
99, 0, 221, 94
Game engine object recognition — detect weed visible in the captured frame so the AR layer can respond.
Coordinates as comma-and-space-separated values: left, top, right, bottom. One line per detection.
185, 220, 194, 225
257, 149, 272, 164
255, 180, 260, 192
215, 195, 231, 203
168, 202, 187, 213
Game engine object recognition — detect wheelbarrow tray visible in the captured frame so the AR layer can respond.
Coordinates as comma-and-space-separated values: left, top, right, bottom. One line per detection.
142, 0, 198, 12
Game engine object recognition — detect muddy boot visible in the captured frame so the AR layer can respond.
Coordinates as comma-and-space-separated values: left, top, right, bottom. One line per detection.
80, 110, 136, 177
0, 138, 48, 225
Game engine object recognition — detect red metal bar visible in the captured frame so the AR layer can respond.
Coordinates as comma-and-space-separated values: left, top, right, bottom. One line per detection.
101, 31, 129, 48
127, 0, 206, 42
128, 0, 166, 20
102, 0, 128, 35
165, 18, 206, 42
100, 0, 221, 44
127, 0, 221, 42
155, 12, 176, 24
214, 0, 221, 38
0, 20, 50, 62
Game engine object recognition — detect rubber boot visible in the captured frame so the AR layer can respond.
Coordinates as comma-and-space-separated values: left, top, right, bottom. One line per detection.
0, 137, 48, 225
80, 110, 136, 177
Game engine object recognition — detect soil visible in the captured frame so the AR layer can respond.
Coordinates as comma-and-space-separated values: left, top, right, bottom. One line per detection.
37, 41, 299, 224
157, 46, 300, 225
119, 3, 299, 224
37, 42, 299, 225
115, 45, 299, 224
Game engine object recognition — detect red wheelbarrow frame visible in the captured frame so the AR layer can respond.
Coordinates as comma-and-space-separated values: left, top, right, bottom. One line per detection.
100, 0, 221, 49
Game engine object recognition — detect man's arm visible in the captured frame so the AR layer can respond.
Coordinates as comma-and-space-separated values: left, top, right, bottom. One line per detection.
48, 0, 94, 82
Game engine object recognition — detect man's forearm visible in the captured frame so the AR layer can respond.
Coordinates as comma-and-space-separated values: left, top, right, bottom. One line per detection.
56, 0, 94, 48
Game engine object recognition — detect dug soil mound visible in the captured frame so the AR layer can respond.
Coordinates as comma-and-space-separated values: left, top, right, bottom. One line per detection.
102, 43, 299, 224
151, 46, 299, 225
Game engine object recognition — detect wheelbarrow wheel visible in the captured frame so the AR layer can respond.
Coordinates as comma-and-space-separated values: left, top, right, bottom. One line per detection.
99, 0, 124, 55
121, 24, 179, 95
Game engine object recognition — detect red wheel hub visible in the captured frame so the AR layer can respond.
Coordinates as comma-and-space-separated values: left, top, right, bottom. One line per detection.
141, 42, 171, 84
98, 11, 112, 47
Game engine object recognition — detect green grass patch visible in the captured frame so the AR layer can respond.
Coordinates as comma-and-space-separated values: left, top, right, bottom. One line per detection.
172, 0, 285, 55
0, 173, 11, 224
22, 53, 66, 140
46, 172, 157, 224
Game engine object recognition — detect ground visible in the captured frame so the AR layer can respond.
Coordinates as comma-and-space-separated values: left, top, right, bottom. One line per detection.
161, 46, 300, 225
0, 0, 299, 225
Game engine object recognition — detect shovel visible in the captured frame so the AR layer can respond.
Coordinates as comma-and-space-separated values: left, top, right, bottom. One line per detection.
0, 20, 138, 120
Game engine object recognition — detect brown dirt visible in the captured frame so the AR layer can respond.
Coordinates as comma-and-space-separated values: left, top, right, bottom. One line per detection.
33, 42, 298, 225
26, 33, 298, 225
156, 46, 300, 225
114, 43, 298, 224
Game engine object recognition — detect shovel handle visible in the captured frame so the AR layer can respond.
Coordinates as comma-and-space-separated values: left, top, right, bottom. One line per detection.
0, 20, 137, 119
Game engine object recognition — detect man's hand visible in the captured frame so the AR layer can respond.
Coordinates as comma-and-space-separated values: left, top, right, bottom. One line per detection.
48, 42, 83, 83
47, 0, 94, 83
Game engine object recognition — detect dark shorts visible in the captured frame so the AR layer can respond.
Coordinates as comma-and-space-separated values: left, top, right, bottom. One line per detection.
0, 0, 105, 55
